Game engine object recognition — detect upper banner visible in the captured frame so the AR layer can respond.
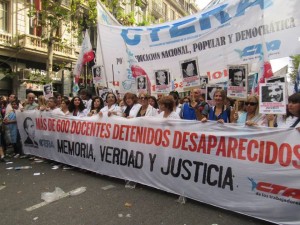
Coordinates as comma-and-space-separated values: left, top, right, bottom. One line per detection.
97, 0, 300, 92
17, 111, 300, 225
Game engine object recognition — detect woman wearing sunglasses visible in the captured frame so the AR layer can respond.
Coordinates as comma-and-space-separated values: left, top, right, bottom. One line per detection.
136, 93, 157, 117
232, 95, 265, 126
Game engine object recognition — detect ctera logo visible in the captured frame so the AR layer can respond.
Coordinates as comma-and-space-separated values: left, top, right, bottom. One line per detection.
248, 177, 300, 200
235, 40, 281, 58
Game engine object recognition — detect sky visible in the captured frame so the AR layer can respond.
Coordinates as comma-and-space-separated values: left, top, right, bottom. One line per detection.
195, 0, 212, 9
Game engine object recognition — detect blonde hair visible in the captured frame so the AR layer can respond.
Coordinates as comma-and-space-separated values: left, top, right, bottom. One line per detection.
247, 95, 260, 115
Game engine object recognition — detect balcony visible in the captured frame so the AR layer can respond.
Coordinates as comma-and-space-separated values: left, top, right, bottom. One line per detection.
17, 34, 77, 62
166, 0, 188, 16
0, 32, 13, 46
152, 1, 163, 19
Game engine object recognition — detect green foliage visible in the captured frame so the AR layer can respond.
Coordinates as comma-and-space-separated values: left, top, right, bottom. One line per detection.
117, 11, 136, 26
136, 15, 155, 26
289, 55, 300, 83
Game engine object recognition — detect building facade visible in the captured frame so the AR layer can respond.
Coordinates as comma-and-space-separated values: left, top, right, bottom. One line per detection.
0, 0, 199, 99
0, 0, 77, 99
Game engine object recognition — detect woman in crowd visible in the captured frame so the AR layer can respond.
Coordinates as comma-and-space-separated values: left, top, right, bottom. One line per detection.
274, 93, 300, 129
232, 95, 265, 126
87, 96, 104, 117
169, 91, 181, 115
157, 96, 180, 119
57, 98, 70, 116
136, 93, 157, 117
99, 93, 122, 117
181, 96, 191, 104
68, 96, 87, 117
148, 96, 159, 110
122, 92, 141, 118
202, 89, 231, 123
3, 99, 22, 158
37, 95, 47, 110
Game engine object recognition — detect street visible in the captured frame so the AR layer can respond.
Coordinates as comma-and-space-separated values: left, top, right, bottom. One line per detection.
0, 153, 276, 225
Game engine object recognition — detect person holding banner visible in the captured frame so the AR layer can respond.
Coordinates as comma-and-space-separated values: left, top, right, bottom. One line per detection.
87, 97, 104, 116
68, 97, 88, 117
136, 93, 157, 117
122, 93, 141, 118
148, 96, 159, 110
276, 93, 300, 129
157, 96, 180, 119
99, 93, 122, 117
180, 89, 209, 121
232, 95, 265, 126
57, 98, 70, 116
202, 90, 230, 123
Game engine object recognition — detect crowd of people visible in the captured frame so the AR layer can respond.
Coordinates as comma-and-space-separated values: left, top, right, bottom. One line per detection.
0, 88, 299, 163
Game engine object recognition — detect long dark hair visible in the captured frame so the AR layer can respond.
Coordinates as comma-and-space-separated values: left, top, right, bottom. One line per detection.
90, 96, 104, 113
68, 97, 85, 112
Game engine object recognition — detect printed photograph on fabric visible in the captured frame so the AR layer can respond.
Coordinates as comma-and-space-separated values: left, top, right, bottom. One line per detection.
98, 88, 113, 101
181, 59, 198, 78
43, 84, 53, 99
23, 117, 38, 148
137, 76, 147, 90
261, 83, 284, 103
247, 73, 258, 95
228, 65, 247, 87
155, 70, 169, 85
206, 86, 224, 101
266, 76, 285, 84
200, 76, 208, 89
93, 66, 102, 78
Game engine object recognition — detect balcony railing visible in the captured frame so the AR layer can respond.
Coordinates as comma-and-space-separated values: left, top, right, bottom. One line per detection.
0, 32, 12, 45
17, 34, 76, 59
152, 1, 163, 19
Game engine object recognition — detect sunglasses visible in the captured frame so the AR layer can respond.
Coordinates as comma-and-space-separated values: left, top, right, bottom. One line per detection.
245, 102, 257, 106
139, 97, 147, 100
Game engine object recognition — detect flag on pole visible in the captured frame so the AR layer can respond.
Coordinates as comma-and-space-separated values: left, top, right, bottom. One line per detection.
294, 62, 300, 93
73, 31, 94, 84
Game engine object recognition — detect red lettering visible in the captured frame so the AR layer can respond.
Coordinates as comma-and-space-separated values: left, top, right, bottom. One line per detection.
247, 140, 258, 161
292, 145, 300, 169
197, 134, 207, 153
207, 135, 217, 154
279, 143, 292, 167
237, 138, 247, 160
215, 137, 226, 157
227, 137, 238, 158
265, 141, 277, 164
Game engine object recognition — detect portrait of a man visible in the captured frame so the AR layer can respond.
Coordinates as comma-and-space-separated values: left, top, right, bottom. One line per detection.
229, 68, 246, 87
23, 117, 38, 148
181, 60, 198, 78
155, 70, 169, 85
137, 76, 146, 89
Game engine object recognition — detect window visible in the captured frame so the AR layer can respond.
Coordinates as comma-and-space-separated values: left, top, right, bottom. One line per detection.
163, 3, 168, 21
29, 12, 42, 37
0, 1, 8, 32
171, 9, 175, 20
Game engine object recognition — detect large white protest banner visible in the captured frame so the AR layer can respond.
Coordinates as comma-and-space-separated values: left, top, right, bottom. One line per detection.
96, 0, 300, 92
17, 111, 300, 225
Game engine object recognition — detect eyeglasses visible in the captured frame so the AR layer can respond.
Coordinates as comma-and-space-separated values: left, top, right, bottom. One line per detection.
245, 102, 258, 106
139, 97, 147, 100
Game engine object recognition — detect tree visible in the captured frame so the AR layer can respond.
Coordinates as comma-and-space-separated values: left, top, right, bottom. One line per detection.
289, 55, 300, 83
28, 0, 97, 80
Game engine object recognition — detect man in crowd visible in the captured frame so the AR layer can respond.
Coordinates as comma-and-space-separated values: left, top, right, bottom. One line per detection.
180, 88, 209, 120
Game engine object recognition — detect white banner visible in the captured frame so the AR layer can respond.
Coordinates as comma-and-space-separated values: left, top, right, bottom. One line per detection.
97, 0, 300, 92
17, 111, 300, 225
